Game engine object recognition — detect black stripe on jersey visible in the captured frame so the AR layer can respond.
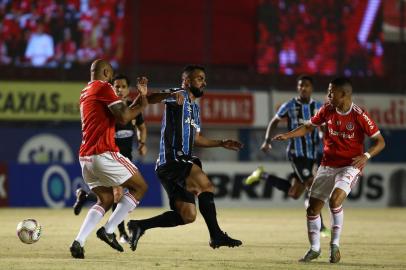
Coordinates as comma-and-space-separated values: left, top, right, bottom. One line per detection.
296, 100, 305, 156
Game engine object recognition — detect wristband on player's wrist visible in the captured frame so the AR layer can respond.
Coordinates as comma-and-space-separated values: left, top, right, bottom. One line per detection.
364, 152, 371, 159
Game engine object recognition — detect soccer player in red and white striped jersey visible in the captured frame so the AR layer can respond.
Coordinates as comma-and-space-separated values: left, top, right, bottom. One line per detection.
273, 77, 385, 263
70, 59, 149, 259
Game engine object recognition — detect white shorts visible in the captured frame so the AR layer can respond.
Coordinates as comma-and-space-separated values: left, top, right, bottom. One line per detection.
309, 165, 361, 202
79, 151, 138, 190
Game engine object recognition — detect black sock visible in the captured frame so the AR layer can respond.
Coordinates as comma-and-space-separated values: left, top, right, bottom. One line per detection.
87, 192, 98, 202
198, 192, 222, 238
266, 175, 291, 193
138, 211, 184, 231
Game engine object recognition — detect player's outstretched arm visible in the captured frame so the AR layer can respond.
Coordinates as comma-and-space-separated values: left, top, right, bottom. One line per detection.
272, 123, 314, 141
261, 117, 280, 153
352, 133, 385, 169
110, 97, 148, 125
194, 133, 243, 151
147, 90, 185, 105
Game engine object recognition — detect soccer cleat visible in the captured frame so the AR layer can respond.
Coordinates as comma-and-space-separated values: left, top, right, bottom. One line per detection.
329, 244, 341, 263
299, 249, 321, 262
244, 166, 264, 185
70, 240, 85, 259
96, 227, 124, 252
209, 232, 242, 249
127, 220, 145, 251
119, 232, 130, 244
73, 188, 88, 215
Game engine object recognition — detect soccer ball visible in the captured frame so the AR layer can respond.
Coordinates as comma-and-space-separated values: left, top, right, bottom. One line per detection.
16, 219, 42, 244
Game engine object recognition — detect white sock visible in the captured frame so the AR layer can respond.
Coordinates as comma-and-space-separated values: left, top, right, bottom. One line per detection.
330, 205, 344, 246
307, 214, 321, 251
104, 192, 139, 234
75, 204, 105, 246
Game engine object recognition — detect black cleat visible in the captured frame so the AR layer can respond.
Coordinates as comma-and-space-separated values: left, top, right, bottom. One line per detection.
73, 188, 88, 215
209, 232, 242, 249
70, 240, 84, 259
119, 232, 130, 244
127, 220, 145, 251
96, 227, 124, 252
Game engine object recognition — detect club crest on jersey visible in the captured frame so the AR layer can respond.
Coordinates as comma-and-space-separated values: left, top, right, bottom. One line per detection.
346, 122, 354, 131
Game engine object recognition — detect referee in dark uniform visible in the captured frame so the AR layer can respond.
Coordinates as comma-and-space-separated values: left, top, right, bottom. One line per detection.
127, 65, 243, 251
113, 74, 148, 243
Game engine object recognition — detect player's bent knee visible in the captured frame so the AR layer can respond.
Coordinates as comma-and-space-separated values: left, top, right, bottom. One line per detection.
329, 197, 341, 209
181, 212, 196, 224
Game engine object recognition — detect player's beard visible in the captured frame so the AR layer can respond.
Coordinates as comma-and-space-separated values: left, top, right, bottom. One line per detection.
190, 86, 204, 98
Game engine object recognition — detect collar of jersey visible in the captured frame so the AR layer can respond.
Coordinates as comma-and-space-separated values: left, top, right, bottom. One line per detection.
335, 102, 354, 116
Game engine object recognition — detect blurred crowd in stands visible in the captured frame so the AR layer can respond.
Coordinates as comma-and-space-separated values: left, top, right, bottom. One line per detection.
257, 0, 384, 76
0, 0, 125, 68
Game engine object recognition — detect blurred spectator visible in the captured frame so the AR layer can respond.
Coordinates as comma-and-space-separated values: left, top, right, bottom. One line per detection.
25, 21, 54, 66
55, 28, 77, 69
0, 0, 125, 68
257, 0, 383, 77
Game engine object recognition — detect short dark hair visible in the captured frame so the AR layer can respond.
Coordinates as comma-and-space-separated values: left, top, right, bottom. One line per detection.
330, 77, 352, 88
182, 65, 205, 78
113, 74, 131, 86
297, 74, 313, 85
330, 77, 352, 94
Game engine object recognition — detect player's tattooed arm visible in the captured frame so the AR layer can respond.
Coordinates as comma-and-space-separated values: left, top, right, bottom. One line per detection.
110, 98, 148, 125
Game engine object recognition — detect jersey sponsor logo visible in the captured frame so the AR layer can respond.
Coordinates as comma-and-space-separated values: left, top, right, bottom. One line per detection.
353, 104, 363, 114
185, 117, 200, 130
346, 122, 354, 131
362, 112, 375, 129
115, 130, 134, 139
18, 134, 74, 164
328, 128, 355, 139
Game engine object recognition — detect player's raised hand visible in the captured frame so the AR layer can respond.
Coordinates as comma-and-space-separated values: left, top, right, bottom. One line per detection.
136, 76, 148, 96
171, 90, 185, 105
272, 133, 289, 141
351, 154, 368, 170
221, 139, 244, 151
260, 141, 272, 153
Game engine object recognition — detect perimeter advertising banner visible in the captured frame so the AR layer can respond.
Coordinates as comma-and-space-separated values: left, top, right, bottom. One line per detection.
0, 81, 82, 120
204, 162, 406, 208
6, 163, 162, 208
0, 81, 260, 125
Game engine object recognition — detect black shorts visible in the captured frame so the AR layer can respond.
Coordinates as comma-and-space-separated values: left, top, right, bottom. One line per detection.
156, 157, 202, 210
288, 155, 316, 183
